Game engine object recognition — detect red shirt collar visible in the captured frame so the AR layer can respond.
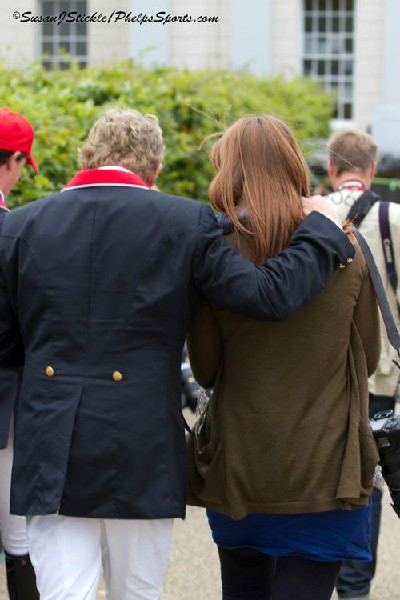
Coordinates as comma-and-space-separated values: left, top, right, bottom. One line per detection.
63, 168, 150, 191
337, 180, 366, 193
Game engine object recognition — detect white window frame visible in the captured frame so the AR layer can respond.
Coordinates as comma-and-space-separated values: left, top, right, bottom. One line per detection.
39, 0, 88, 69
302, 0, 355, 120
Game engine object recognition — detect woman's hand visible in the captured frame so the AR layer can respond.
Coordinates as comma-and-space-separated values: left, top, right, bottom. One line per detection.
302, 195, 342, 227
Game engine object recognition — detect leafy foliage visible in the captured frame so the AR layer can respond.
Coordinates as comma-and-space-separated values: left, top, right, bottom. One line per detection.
0, 61, 334, 207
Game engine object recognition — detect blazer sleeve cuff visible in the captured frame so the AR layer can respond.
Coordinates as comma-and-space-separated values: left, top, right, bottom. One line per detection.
304, 211, 355, 268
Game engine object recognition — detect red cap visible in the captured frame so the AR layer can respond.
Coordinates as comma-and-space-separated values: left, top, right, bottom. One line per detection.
0, 108, 38, 173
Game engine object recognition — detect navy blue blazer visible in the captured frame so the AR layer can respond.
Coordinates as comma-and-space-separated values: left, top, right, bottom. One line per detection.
0, 203, 19, 449
0, 185, 354, 518
0, 369, 20, 448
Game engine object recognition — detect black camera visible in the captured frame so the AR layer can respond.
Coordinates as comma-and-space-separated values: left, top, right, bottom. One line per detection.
370, 410, 400, 517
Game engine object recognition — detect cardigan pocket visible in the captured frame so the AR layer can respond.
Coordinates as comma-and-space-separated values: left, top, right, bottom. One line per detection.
186, 387, 226, 507
190, 366, 225, 468
186, 420, 223, 506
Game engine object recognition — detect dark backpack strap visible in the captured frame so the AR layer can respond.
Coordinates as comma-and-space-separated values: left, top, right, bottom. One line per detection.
347, 190, 380, 228
350, 227, 400, 365
379, 202, 400, 315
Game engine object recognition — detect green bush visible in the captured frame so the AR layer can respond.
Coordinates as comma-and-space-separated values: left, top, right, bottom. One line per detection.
0, 61, 334, 208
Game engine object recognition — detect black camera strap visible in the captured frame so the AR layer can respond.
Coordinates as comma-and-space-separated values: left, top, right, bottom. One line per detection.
346, 190, 380, 228
350, 227, 400, 367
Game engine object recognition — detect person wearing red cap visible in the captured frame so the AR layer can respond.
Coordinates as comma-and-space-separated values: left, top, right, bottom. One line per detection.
0, 107, 38, 210
0, 108, 39, 600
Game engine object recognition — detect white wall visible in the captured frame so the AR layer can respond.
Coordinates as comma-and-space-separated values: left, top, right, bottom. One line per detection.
230, 0, 272, 75
382, 0, 400, 106
130, 0, 171, 66
353, 0, 385, 129
88, 0, 131, 65
0, 0, 37, 66
271, 0, 301, 76
170, 0, 230, 69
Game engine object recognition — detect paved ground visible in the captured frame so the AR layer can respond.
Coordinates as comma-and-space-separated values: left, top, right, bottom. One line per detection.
0, 410, 399, 598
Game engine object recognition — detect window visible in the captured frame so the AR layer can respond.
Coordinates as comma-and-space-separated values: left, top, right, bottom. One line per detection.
39, 1, 87, 69
303, 0, 355, 120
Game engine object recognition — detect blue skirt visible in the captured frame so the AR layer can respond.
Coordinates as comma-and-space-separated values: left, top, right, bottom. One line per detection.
207, 504, 372, 562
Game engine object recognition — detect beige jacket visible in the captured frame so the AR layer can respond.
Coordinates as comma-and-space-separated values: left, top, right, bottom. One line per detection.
327, 186, 400, 397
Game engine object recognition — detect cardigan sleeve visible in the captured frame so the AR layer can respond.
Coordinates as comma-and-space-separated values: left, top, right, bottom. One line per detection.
353, 264, 381, 376
187, 304, 223, 389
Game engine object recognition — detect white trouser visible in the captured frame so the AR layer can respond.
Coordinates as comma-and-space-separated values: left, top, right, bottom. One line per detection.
0, 420, 30, 555
27, 514, 174, 600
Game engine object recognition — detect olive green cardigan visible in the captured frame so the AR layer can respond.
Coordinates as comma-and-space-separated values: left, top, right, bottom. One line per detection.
186, 232, 381, 520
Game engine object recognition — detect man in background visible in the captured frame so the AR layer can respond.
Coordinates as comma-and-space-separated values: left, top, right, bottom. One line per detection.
0, 107, 39, 600
326, 129, 400, 600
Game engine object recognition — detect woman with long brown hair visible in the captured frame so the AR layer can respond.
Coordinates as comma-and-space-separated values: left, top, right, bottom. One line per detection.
186, 115, 381, 600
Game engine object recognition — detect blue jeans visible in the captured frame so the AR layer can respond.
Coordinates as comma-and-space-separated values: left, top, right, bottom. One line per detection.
336, 394, 395, 598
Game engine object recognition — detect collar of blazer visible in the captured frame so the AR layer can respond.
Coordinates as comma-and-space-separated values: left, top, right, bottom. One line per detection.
62, 167, 150, 192
0, 190, 8, 211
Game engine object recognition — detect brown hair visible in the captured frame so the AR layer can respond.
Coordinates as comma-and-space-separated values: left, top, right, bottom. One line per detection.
209, 115, 310, 263
0, 150, 29, 167
328, 130, 378, 176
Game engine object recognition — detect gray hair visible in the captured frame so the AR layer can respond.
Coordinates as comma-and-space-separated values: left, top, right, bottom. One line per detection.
79, 108, 165, 184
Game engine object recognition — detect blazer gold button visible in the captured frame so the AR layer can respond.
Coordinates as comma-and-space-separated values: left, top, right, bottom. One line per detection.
112, 371, 123, 382
338, 264, 346, 269
45, 366, 55, 378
